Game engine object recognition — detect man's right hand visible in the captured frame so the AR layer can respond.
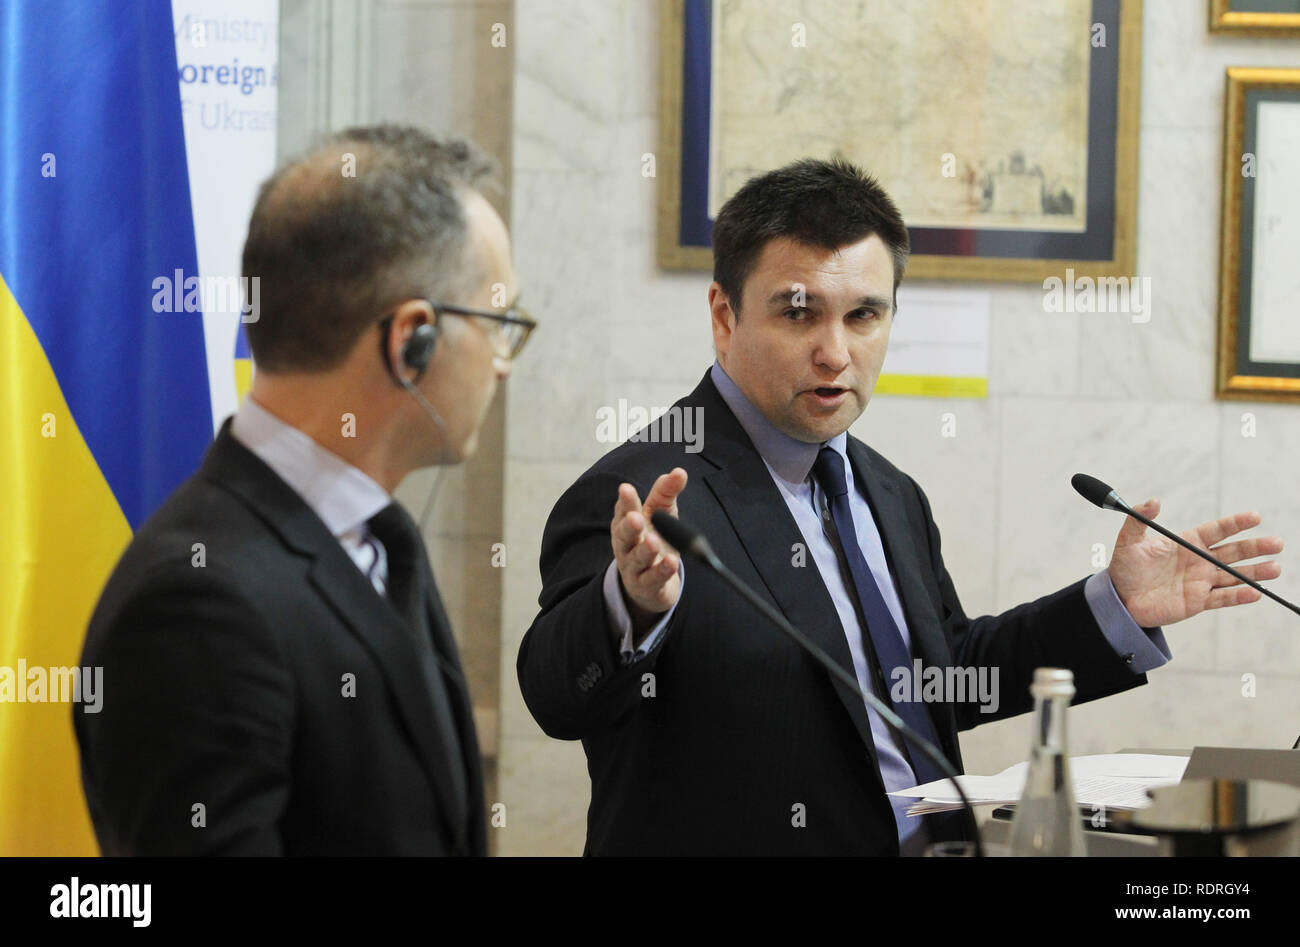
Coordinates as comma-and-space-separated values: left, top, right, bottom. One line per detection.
611, 468, 688, 637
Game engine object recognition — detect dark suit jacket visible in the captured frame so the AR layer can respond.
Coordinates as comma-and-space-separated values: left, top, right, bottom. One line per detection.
517, 371, 1147, 855
75, 423, 485, 856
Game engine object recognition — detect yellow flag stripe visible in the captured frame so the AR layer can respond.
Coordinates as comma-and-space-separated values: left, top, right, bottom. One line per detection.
0, 275, 129, 855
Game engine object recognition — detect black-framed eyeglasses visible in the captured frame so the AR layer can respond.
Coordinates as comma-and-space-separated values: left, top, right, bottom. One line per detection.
428, 298, 537, 360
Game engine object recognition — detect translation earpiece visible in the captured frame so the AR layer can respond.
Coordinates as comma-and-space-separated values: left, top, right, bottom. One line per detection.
401, 322, 440, 377
382, 314, 440, 384
381, 314, 452, 527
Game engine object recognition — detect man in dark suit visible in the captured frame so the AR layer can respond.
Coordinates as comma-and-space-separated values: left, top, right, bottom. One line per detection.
517, 158, 1283, 855
76, 124, 535, 855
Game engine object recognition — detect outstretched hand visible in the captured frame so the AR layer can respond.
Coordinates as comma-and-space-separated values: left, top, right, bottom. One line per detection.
1108, 499, 1283, 627
610, 468, 689, 635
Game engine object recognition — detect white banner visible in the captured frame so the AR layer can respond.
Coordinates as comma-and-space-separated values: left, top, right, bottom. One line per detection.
173, 0, 279, 431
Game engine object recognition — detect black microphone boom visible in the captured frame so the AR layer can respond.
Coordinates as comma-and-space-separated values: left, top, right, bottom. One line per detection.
649, 511, 985, 857
1071, 473, 1300, 619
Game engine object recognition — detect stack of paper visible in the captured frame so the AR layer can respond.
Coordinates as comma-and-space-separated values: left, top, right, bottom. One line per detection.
890, 754, 1189, 816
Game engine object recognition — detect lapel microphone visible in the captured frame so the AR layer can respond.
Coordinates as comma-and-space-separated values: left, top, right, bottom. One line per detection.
650, 511, 985, 856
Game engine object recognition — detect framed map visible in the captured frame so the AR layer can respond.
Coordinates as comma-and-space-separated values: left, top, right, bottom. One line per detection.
1216, 68, 1300, 402
1210, 0, 1300, 36
658, 0, 1143, 282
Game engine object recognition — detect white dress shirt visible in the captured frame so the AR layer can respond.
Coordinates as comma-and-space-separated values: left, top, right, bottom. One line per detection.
229, 396, 394, 595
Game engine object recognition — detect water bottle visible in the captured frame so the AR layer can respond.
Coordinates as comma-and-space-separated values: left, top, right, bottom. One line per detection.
1008, 667, 1087, 856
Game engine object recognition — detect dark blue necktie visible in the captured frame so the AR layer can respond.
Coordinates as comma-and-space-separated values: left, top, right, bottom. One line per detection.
812, 447, 945, 788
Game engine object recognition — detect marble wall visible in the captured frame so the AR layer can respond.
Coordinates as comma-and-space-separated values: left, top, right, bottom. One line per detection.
492, 0, 1300, 855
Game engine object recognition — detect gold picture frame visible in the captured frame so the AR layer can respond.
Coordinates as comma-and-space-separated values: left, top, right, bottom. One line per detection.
658, 0, 1143, 283
1210, 0, 1300, 37
1216, 67, 1300, 402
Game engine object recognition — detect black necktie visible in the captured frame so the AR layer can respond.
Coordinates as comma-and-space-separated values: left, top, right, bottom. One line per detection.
367, 503, 435, 648
366, 502, 469, 824
811, 447, 946, 789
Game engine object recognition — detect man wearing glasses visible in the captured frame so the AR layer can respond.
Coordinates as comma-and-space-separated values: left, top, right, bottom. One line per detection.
75, 125, 533, 855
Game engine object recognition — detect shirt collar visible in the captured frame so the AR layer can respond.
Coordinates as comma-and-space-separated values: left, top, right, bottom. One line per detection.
229, 395, 392, 539
709, 360, 848, 487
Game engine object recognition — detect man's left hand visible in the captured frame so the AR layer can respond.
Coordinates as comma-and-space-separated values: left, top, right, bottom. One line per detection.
1109, 499, 1284, 627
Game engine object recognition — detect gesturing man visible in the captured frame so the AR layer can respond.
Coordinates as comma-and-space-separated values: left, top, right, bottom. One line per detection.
76, 125, 535, 854
517, 158, 1282, 856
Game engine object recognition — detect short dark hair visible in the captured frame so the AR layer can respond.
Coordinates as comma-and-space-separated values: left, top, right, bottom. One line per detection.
242, 123, 498, 372
711, 157, 909, 314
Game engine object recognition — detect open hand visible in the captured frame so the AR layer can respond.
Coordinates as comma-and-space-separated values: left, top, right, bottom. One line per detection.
1109, 499, 1283, 627
610, 468, 688, 634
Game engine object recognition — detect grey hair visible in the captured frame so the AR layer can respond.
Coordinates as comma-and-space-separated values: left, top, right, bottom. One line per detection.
242, 123, 499, 372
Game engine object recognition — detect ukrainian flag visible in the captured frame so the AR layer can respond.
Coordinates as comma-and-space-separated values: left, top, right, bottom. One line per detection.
1, 1, 215, 854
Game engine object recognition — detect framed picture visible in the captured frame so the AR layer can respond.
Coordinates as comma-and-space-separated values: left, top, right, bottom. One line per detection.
1210, 0, 1300, 37
1216, 67, 1300, 402
658, 0, 1143, 283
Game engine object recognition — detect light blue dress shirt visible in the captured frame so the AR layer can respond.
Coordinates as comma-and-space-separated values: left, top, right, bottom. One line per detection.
603, 361, 1171, 854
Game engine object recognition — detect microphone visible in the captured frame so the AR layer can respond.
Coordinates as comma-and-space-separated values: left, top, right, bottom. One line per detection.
651, 513, 722, 570
1071, 473, 1126, 512
1071, 473, 1300, 618
650, 511, 986, 856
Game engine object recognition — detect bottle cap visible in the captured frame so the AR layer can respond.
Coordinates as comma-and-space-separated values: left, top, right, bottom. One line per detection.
1029, 666, 1075, 698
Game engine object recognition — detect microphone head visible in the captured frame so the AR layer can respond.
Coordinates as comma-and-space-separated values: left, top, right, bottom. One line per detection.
1071, 473, 1128, 512
650, 512, 710, 562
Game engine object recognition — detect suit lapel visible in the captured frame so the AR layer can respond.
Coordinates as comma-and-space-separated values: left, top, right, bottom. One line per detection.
690, 377, 884, 779
423, 580, 487, 854
200, 424, 473, 852
307, 551, 471, 851
846, 439, 959, 751
425, 581, 467, 694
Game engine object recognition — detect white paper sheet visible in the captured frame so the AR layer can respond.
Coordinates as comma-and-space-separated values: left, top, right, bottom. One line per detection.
889, 753, 1189, 815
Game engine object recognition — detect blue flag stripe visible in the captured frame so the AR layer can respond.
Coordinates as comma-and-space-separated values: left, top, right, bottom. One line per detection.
0, 0, 213, 529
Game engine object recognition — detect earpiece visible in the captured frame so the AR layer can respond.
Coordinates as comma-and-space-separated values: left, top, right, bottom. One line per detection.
381, 315, 440, 383
379, 313, 451, 529
401, 322, 440, 377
